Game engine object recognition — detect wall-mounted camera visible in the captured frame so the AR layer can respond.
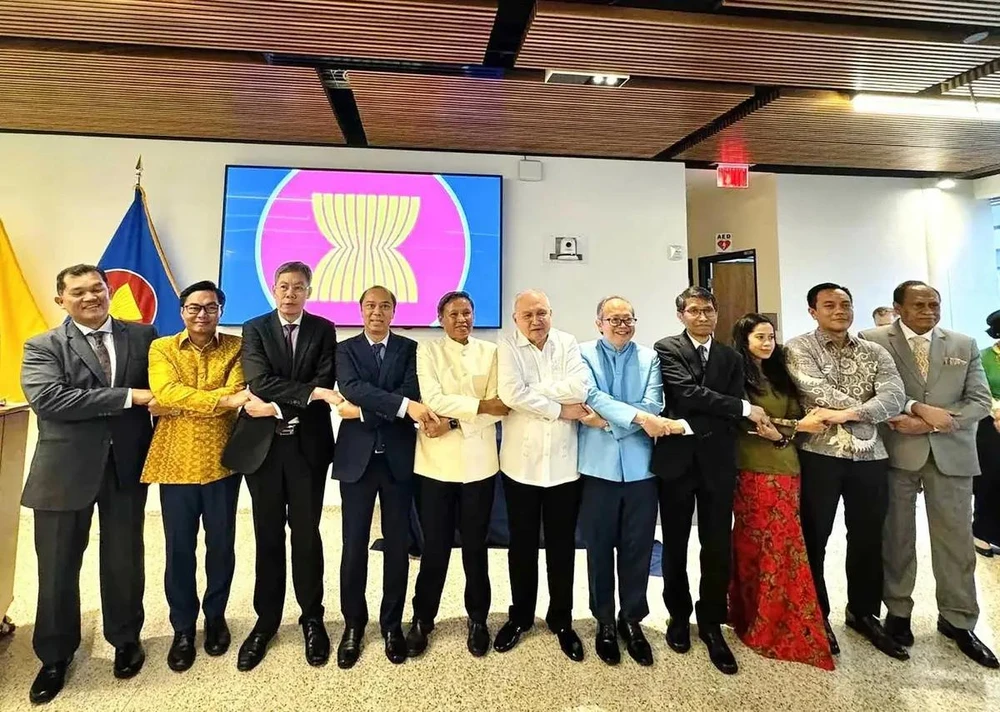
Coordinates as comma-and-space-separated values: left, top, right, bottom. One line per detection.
549, 236, 583, 261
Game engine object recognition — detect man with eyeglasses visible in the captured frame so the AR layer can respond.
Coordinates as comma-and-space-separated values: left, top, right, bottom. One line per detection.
494, 289, 591, 661
222, 261, 341, 671
652, 286, 768, 675
577, 296, 685, 667
141, 280, 248, 673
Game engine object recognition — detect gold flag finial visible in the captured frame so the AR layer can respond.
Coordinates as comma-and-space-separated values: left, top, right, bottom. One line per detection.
135, 155, 143, 187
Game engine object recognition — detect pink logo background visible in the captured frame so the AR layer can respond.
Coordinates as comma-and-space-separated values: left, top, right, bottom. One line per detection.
257, 170, 469, 326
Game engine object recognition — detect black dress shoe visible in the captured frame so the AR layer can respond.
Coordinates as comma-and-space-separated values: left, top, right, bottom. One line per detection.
975, 543, 994, 558
823, 619, 840, 656
405, 619, 433, 658
29, 659, 70, 705
595, 623, 621, 666
337, 626, 363, 669
938, 618, 1000, 669
167, 630, 196, 672
467, 621, 490, 658
384, 627, 407, 665
618, 620, 654, 667
236, 630, 273, 672
699, 625, 738, 675
885, 614, 914, 648
555, 627, 584, 662
303, 620, 330, 667
665, 618, 691, 654
204, 618, 231, 657
113, 642, 146, 679
845, 610, 909, 661
493, 620, 530, 653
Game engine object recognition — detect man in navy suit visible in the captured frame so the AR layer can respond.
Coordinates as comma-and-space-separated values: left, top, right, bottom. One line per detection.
332, 285, 437, 668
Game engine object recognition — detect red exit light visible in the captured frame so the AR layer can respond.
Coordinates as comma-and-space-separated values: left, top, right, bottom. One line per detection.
717, 164, 749, 189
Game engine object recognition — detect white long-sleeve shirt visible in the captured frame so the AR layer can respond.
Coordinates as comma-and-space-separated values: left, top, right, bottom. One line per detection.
497, 328, 590, 487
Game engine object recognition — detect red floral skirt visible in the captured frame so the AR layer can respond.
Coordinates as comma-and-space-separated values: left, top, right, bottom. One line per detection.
728, 470, 835, 671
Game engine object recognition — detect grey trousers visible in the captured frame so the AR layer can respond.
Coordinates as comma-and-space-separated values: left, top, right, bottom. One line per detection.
883, 455, 979, 630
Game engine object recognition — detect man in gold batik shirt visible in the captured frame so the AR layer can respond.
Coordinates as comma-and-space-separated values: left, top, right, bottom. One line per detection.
141, 280, 249, 674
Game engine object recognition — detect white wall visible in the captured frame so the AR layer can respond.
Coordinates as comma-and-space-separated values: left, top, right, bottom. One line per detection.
923, 182, 997, 341
775, 174, 930, 339
0, 132, 689, 510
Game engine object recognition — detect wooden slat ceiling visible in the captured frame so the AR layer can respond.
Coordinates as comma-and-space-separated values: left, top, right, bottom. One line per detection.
676, 93, 1000, 172
349, 72, 749, 158
0, 0, 497, 63
947, 75, 1000, 98
519, 2, 1000, 93
723, 1, 1000, 27
0, 48, 343, 144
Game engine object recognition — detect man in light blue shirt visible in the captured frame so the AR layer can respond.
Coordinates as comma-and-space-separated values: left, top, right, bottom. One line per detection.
577, 296, 683, 667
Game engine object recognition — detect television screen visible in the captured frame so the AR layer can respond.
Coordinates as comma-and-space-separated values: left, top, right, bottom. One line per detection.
218, 166, 503, 328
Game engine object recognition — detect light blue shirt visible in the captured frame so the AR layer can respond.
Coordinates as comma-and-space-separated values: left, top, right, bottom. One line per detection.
577, 338, 664, 482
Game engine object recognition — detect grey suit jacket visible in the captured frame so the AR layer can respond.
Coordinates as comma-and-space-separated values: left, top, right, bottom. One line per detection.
20, 318, 157, 511
860, 322, 991, 477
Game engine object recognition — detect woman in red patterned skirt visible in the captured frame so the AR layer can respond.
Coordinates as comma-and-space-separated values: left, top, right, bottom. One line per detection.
728, 314, 834, 671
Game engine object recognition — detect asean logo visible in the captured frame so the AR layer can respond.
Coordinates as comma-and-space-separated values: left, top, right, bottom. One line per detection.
106, 269, 158, 324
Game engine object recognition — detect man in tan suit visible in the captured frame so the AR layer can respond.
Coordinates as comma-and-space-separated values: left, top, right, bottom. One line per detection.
861, 280, 997, 668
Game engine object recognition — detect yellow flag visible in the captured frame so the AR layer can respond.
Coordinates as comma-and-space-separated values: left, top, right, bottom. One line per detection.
0, 219, 49, 403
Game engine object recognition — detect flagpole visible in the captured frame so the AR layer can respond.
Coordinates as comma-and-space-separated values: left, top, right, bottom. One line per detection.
135, 155, 143, 188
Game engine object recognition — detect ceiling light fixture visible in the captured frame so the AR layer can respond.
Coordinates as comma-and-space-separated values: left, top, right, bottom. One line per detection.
852, 93, 1000, 122
963, 30, 991, 44
593, 74, 607, 85
936, 178, 957, 190
543, 69, 630, 88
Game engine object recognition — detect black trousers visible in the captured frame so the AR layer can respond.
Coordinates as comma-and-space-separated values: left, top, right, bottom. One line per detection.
502, 475, 582, 631
33, 460, 147, 665
340, 454, 412, 633
245, 435, 327, 634
974, 417, 1000, 546
799, 450, 889, 618
657, 461, 735, 626
578, 476, 658, 625
412, 474, 495, 625
160, 475, 241, 633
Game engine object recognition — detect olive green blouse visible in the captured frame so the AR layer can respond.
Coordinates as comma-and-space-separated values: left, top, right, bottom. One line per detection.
736, 382, 803, 476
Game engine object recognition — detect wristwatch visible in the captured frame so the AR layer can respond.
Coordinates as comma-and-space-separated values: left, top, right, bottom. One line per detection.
449, 418, 459, 430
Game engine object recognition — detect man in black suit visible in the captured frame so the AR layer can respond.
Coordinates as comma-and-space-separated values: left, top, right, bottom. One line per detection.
20, 264, 157, 705
651, 286, 767, 676
332, 285, 437, 668
221, 261, 340, 671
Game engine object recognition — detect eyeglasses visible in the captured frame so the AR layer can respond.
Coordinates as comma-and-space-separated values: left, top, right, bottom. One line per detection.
183, 304, 221, 315
602, 317, 637, 327
684, 307, 717, 318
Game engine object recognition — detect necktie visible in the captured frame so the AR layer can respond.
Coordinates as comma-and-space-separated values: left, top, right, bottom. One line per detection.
88, 331, 113, 384
697, 344, 708, 368
911, 336, 930, 380
284, 323, 297, 359
372, 342, 386, 453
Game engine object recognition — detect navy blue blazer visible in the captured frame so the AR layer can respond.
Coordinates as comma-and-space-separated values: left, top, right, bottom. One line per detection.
333, 332, 420, 483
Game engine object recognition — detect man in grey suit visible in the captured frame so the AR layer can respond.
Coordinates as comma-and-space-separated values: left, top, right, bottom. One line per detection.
861, 280, 998, 669
20, 265, 158, 704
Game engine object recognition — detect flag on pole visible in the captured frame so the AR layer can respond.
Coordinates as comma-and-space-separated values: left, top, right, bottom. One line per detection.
0, 219, 48, 402
98, 186, 183, 335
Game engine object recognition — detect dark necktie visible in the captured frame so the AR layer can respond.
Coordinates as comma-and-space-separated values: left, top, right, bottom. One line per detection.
284, 323, 297, 360
697, 344, 708, 368
88, 331, 112, 384
372, 342, 386, 453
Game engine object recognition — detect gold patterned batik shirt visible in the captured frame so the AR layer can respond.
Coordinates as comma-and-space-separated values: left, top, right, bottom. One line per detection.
141, 331, 245, 485
784, 329, 905, 461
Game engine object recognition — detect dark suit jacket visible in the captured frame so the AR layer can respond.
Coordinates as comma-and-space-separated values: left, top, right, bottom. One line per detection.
650, 333, 745, 480
222, 310, 337, 474
21, 318, 157, 511
332, 332, 420, 483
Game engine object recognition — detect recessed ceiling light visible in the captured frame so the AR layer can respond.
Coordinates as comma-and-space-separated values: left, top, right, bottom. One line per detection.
936, 178, 957, 189
593, 74, 607, 85
853, 93, 1000, 121
543, 69, 630, 88
963, 30, 990, 44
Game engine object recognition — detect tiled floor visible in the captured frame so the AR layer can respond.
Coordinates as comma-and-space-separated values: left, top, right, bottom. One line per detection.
1, 501, 999, 711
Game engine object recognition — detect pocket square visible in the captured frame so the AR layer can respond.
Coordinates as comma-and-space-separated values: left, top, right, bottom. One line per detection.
944, 357, 968, 366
